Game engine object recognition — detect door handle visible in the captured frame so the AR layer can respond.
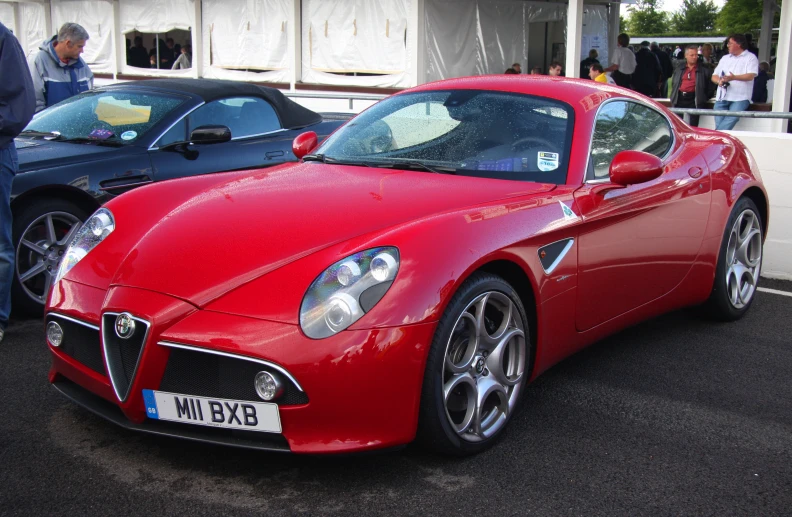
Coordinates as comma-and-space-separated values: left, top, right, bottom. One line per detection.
266, 150, 285, 159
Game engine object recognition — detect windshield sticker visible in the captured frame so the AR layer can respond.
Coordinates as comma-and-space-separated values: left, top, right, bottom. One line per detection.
88, 129, 114, 140
120, 130, 137, 141
559, 201, 578, 221
538, 152, 559, 172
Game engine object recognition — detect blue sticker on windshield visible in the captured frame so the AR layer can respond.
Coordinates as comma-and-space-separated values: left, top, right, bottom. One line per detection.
88, 128, 114, 140
120, 130, 137, 141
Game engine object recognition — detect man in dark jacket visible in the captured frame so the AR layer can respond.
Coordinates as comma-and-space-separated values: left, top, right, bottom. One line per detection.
752, 61, 771, 103
30, 23, 94, 112
670, 45, 713, 127
0, 22, 36, 343
651, 41, 673, 96
633, 41, 662, 97
128, 36, 149, 68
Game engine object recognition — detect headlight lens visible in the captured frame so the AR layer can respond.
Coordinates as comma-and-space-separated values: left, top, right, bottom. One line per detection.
300, 247, 399, 339
54, 208, 115, 284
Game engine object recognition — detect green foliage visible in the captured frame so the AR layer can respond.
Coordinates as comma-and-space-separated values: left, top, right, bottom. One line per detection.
671, 0, 720, 32
626, 0, 670, 35
620, 15, 629, 33
716, 0, 772, 35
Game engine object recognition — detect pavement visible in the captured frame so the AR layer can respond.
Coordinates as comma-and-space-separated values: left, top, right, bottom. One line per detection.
1, 281, 791, 516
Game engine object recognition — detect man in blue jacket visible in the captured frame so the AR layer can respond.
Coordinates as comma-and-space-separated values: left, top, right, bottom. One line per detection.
0, 22, 36, 343
29, 22, 93, 112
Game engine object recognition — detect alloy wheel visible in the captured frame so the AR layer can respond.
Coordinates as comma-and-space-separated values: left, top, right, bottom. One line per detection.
725, 209, 762, 309
15, 211, 82, 304
442, 291, 526, 442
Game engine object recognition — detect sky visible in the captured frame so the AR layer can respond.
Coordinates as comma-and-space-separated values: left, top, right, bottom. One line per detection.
624, 0, 727, 14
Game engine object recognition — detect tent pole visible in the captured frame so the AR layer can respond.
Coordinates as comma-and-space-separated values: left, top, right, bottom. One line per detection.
565, 0, 583, 78
771, 0, 792, 132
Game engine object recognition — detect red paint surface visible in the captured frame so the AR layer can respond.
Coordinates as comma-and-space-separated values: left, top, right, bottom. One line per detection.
47, 78, 768, 453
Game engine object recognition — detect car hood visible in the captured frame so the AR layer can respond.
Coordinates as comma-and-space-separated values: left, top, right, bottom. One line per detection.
15, 138, 125, 172
91, 162, 555, 307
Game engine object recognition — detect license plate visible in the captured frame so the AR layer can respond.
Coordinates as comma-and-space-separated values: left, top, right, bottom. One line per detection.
142, 389, 281, 433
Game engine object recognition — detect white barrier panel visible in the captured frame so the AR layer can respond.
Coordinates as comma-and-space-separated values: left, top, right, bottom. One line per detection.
729, 131, 792, 280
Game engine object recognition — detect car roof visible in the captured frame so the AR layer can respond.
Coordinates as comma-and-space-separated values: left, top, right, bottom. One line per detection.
404, 75, 652, 112
102, 78, 322, 130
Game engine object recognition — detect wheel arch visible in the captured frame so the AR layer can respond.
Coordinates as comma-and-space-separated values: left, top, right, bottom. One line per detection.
11, 185, 101, 218
740, 186, 768, 239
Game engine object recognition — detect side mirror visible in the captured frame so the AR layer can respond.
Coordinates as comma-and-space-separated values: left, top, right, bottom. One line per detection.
609, 150, 664, 186
190, 125, 231, 145
293, 131, 318, 160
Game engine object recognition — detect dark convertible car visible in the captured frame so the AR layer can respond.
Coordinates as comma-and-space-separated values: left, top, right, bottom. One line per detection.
11, 79, 349, 314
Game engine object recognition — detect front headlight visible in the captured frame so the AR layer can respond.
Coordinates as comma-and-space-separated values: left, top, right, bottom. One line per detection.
54, 208, 115, 284
300, 247, 399, 339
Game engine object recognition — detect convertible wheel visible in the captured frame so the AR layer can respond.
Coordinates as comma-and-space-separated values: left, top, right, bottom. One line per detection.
12, 199, 88, 316
705, 197, 763, 321
417, 272, 531, 455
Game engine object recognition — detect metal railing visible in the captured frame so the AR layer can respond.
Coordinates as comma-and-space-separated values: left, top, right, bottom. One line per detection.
284, 92, 388, 110
669, 108, 792, 119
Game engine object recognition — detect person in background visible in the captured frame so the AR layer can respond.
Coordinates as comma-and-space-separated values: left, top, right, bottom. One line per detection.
712, 33, 759, 131
651, 41, 673, 97
163, 37, 177, 68
127, 35, 149, 68
701, 43, 715, 66
744, 33, 758, 56
580, 49, 599, 78
0, 22, 36, 344
172, 44, 191, 70
530, 66, 542, 75
606, 33, 636, 88
670, 45, 713, 127
752, 61, 771, 103
548, 61, 562, 76
589, 63, 614, 84
633, 40, 662, 97
511, 63, 522, 74
29, 22, 93, 113
504, 68, 518, 74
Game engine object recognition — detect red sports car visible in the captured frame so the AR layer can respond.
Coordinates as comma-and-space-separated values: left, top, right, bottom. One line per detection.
46, 77, 767, 455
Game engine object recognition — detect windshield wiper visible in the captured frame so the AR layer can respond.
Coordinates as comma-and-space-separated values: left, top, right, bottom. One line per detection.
373, 159, 457, 175
57, 137, 124, 147
303, 154, 374, 167
19, 130, 62, 140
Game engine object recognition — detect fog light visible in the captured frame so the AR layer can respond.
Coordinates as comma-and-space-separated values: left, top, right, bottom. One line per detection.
47, 321, 64, 347
254, 371, 283, 401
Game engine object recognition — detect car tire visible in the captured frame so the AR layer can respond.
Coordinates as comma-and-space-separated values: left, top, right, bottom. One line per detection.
416, 272, 532, 456
704, 196, 763, 321
11, 199, 89, 316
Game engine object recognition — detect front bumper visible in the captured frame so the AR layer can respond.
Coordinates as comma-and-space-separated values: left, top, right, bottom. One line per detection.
48, 279, 437, 454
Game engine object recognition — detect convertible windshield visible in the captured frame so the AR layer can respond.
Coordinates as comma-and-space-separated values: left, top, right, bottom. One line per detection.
315, 90, 574, 184
24, 91, 186, 144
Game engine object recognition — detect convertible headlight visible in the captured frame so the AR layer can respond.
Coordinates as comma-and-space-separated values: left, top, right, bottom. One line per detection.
54, 208, 115, 284
300, 247, 399, 339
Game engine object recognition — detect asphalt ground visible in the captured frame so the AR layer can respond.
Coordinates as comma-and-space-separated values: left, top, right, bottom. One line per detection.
1, 280, 792, 516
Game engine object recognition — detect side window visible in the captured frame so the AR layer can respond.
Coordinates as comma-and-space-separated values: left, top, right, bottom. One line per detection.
187, 97, 281, 140
157, 118, 187, 147
589, 101, 673, 180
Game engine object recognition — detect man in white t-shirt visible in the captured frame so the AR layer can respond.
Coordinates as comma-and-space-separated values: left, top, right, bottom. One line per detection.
712, 33, 759, 131
605, 33, 637, 89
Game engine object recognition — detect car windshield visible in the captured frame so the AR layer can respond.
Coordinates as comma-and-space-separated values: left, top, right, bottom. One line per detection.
24, 90, 186, 144
314, 89, 574, 184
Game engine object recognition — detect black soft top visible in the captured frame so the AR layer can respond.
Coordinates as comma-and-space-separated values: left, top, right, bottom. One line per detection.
107, 78, 322, 129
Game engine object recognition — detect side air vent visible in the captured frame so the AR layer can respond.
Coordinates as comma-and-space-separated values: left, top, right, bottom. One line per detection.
101, 312, 151, 402
538, 238, 575, 274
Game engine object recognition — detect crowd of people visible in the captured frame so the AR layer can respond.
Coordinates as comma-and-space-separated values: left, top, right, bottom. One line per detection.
508, 32, 772, 131
126, 35, 192, 70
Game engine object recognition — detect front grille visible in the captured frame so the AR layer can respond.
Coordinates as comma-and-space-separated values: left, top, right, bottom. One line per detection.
159, 346, 308, 406
47, 315, 105, 375
102, 313, 150, 401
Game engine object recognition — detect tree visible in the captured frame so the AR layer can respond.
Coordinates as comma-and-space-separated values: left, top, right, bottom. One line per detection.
716, 0, 777, 35
672, 0, 720, 32
626, 0, 670, 35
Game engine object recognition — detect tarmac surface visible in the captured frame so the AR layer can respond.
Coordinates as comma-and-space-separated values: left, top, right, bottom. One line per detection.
1, 279, 792, 516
